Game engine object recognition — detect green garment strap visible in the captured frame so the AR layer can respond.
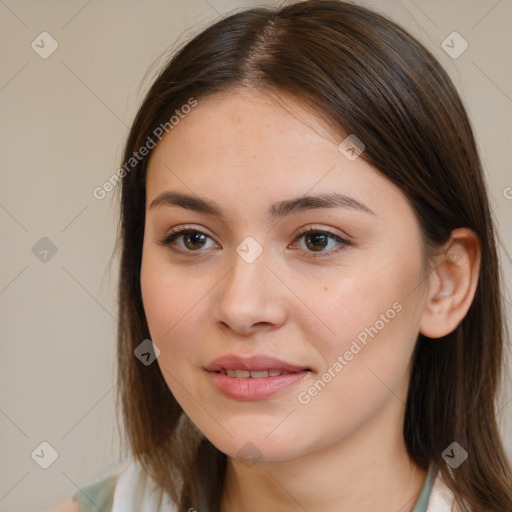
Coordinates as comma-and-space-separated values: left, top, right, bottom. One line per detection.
412, 464, 436, 512
72, 473, 118, 512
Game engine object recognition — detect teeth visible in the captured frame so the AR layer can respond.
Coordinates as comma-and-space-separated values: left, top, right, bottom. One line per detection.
220, 369, 288, 378
249, 370, 269, 379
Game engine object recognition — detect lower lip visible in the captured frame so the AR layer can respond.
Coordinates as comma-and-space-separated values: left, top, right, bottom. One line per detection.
206, 371, 310, 400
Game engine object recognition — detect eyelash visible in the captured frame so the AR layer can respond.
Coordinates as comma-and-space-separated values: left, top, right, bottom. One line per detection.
157, 225, 352, 258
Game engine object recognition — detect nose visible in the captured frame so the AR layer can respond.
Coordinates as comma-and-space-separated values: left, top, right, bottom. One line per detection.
212, 246, 288, 335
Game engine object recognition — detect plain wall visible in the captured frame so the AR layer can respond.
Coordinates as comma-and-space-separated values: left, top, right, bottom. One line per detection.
0, 1, 510, 510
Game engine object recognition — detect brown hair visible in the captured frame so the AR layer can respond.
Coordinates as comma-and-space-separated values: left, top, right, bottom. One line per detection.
115, 1, 512, 510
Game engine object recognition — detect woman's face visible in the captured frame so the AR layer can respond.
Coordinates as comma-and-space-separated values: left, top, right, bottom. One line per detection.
141, 89, 431, 463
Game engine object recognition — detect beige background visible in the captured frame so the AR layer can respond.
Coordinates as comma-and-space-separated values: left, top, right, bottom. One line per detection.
0, 0, 510, 510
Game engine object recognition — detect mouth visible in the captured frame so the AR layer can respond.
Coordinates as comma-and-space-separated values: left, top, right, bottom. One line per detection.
205, 354, 312, 400
205, 354, 311, 375
215, 369, 299, 378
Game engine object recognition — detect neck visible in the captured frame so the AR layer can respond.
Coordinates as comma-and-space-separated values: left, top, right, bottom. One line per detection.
219, 393, 427, 512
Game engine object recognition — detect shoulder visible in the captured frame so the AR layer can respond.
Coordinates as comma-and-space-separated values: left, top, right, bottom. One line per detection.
426, 470, 455, 512
110, 458, 178, 511
50, 459, 178, 512
47, 468, 121, 512
72, 471, 119, 512
45, 498, 81, 512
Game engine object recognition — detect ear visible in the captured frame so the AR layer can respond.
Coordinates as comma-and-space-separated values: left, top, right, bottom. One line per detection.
419, 228, 481, 339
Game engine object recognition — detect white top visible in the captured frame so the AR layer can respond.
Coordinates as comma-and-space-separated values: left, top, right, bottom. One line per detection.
111, 460, 176, 511
425, 473, 454, 512
110, 458, 454, 512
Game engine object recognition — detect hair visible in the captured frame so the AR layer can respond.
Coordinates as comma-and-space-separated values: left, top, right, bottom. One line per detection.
115, 1, 512, 510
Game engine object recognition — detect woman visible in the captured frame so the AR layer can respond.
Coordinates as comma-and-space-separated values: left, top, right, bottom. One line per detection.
54, 1, 512, 511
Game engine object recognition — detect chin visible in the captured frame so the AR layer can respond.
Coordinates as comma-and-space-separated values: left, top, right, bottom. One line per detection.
201, 425, 309, 465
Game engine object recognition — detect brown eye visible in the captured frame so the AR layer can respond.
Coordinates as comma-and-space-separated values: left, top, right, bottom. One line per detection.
182, 232, 208, 250
304, 232, 330, 252
159, 228, 219, 252
292, 228, 351, 257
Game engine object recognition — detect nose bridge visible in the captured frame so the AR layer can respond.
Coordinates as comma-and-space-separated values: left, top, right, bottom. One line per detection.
213, 236, 286, 332
224, 238, 270, 303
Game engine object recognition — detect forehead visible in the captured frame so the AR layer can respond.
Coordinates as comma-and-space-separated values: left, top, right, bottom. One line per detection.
149, 88, 337, 167
145, 88, 407, 221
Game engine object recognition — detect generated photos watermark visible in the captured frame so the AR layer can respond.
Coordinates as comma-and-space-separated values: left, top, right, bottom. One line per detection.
297, 301, 403, 405
93, 97, 197, 200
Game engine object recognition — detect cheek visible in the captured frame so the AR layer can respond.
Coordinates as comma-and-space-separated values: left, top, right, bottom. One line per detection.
140, 251, 200, 352
140, 248, 221, 390
140, 255, 207, 407
313, 267, 412, 352
308, 254, 423, 392
292, 286, 418, 447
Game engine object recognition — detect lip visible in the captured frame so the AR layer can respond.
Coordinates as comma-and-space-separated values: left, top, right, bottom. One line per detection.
205, 354, 311, 401
205, 354, 310, 373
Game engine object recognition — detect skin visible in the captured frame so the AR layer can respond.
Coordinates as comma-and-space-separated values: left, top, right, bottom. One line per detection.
46, 499, 80, 512
137, 88, 480, 512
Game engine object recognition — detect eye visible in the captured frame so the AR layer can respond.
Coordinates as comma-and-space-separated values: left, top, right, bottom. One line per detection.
158, 225, 351, 257
158, 226, 219, 252
291, 227, 351, 257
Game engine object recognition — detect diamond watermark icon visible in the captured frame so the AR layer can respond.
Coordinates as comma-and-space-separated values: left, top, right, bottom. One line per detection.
32, 237, 58, 263
236, 236, 263, 264
134, 339, 160, 365
441, 32, 468, 59
237, 442, 262, 467
442, 441, 468, 468
31, 32, 59, 59
338, 134, 365, 161
31, 441, 59, 469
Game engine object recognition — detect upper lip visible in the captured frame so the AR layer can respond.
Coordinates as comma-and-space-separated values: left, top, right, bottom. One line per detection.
205, 354, 311, 373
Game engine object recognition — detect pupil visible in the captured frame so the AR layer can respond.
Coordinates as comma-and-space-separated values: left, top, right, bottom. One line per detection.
186, 232, 206, 249
306, 233, 327, 251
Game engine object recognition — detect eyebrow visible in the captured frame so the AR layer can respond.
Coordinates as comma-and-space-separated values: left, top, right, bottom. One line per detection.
149, 191, 376, 218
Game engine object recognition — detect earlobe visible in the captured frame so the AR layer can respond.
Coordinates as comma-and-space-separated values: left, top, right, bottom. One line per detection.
419, 228, 481, 339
